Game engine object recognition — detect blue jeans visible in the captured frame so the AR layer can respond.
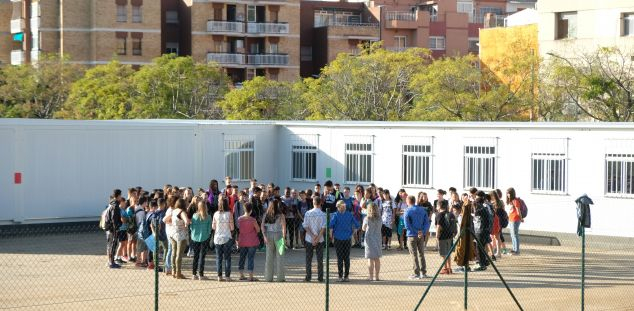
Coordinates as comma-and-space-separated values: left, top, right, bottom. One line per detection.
239, 246, 257, 272
216, 239, 233, 277
510, 221, 521, 254
165, 238, 173, 271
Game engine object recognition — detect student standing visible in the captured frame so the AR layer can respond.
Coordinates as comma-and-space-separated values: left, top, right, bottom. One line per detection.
436, 203, 457, 274
164, 198, 190, 279
190, 201, 212, 280
238, 203, 260, 281
213, 194, 234, 281
329, 200, 360, 282
381, 190, 395, 250
363, 202, 383, 281
506, 187, 524, 255
405, 195, 430, 279
303, 196, 327, 282
262, 198, 287, 282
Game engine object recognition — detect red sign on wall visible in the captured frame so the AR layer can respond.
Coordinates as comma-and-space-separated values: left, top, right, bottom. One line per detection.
14, 172, 21, 184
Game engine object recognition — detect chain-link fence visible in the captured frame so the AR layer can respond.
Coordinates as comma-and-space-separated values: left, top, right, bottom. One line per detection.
1, 219, 633, 310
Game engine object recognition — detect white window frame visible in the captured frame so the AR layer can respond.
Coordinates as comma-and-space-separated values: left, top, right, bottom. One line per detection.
269, 43, 279, 54
428, 36, 445, 50
224, 135, 255, 182
247, 5, 256, 23
290, 134, 319, 182
401, 136, 433, 188
530, 138, 568, 194
623, 13, 634, 36
463, 138, 497, 190
116, 5, 127, 23
457, 1, 474, 21
605, 139, 634, 198
395, 36, 407, 49
132, 5, 142, 23
468, 37, 479, 52
165, 42, 179, 55
344, 135, 374, 185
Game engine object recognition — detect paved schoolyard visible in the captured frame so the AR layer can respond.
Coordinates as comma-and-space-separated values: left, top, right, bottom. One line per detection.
0, 232, 632, 310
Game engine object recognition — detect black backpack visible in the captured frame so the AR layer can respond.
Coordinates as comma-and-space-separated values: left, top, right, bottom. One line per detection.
498, 208, 509, 229
444, 212, 457, 238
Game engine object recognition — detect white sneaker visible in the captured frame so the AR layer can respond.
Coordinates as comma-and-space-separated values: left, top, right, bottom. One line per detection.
192, 274, 199, 280
420, 273, 429, 278
408, 274, 420, 280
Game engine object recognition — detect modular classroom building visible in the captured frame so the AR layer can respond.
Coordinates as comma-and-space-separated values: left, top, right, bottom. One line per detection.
0, 119, 633, 238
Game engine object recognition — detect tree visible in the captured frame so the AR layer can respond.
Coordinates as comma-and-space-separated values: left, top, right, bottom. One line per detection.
0, 54, 83, 118
306, 43, 429, 121
409, 54, 533, 121
219, 77, 309, 120
132, 54, 229, 119
545, 47, 634, 122
55, 60, 136, 119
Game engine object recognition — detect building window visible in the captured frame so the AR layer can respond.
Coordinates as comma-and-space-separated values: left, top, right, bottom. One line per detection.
132, 38, 142, 55
344, 136, 373, 184
291, 135, 318, 181
468, 38, 478, 52
428, 36, 445, 50
117, 37, 126, 55
224, 136, 255, 181
531, 153, 567, 193
606, 154, 634, 196
269, 43, 279, 54
132, 5, 142, 23
301, 46, 312, 61
557, 12, 577, 39
623, 13, 634, 36
166, 10, 178, 24
165, 42, 179, 55
247, 5, 256, 23
457, 1, 474, 22
464, 145, 496, 189
402, 143, 432, 187
395, 36, 407, 49
116, 5, 127, 23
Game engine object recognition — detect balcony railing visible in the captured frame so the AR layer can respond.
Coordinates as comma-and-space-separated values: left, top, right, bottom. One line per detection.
247, 54, 289, 66
10, 18, 24, 34
207, 20, 245, 33
11, 50, 24, 65
246, 22, 289, 34
386, 46, 408, 52
207, 53, 245, 65
386, 11, 416, 21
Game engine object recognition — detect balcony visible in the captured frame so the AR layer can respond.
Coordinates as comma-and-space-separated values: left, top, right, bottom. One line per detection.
10, 18, 24, 34
385, 11, 418, 29
246, 22, 289, 35
207, 53, 245, 65
247, 54, 289, 66
11, 50, 24, 65
385, 46, 409, 52
207, 20, 245, 33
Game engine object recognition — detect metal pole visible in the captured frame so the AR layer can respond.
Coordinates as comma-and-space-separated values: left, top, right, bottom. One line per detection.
464, 229, 469, 310
325, 209, 330, 311
414, 229, 464, 311
581, 226, 585, 311
154, 232, 159, 311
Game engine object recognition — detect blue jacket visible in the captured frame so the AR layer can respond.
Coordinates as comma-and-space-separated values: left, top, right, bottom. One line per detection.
329, 211, 360, 240
404, 205, 430, 237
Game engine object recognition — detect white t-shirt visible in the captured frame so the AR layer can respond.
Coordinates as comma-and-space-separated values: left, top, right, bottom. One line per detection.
303, 208, 326, 243
213, 211, 233, 245
164, 207, 174, 237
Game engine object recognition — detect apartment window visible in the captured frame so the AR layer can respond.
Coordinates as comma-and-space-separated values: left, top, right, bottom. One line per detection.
116, 5, 127, 22
132, 5, 142, 23
291, 135, 318, 181
464, 145, 496, 189
457, 1, 473, 21
468, 38, 479, 52
224, 136, 255, 181
132, 38, 142, 55
557, 12, 577, 39
623, 13, 634, 36
402, 143, 432, 187
531, 153, 567, 193
247, 5, 256, 22
269, 43, 279, 54
301, 46, 312, 61
395, 36, 407, 49
606, 154, 634, 196
117, 37, 127, 55
344, 136, 373, 184
165, 42, 179, 55
428, 36, 445, 50
166, 10, 178, 24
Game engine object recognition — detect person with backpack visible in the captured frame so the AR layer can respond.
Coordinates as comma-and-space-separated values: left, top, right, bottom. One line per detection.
103, 189, 123, 269
435, 201, 457, 274
506, 187, 525, 256
134, 197, 149, 268
473, 191, 492, 271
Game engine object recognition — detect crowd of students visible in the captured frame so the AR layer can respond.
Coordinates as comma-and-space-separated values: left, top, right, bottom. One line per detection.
101, 176, 525, 282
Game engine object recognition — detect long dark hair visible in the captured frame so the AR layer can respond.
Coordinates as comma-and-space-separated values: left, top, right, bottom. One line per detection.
506, 187, 517, 205
264, 198, 281, 224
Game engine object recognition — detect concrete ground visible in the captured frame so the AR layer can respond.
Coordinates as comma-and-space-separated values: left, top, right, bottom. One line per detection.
0, 232, 633, 311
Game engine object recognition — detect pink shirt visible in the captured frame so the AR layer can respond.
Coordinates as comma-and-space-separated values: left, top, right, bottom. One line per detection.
238, 216, 259, 247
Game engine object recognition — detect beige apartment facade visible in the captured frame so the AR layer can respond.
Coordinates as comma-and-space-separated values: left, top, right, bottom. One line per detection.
191, 0, 300, 82
0, 0, 11, 65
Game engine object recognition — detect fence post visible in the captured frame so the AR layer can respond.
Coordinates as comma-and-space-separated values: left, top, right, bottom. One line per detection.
325, 209, 330, 311
464, 230, 469, 311
581, 226, 585, 311
154, 232, 159, 311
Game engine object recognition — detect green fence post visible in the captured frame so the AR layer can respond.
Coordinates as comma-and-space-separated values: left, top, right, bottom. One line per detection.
464, 230, 469, 311
325, 209, 330, 311
581, 226, 585, 311
154, 232, 159, 311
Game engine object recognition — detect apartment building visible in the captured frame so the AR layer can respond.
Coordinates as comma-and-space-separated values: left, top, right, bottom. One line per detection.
538, 0, 634, 58
190, 0, 300, 82
0, 0, 11, 65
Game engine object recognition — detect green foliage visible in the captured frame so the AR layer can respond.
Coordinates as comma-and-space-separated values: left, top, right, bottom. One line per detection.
56, 60, 135, 119
0, 54, 83, 118
220, 77, 308, 120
